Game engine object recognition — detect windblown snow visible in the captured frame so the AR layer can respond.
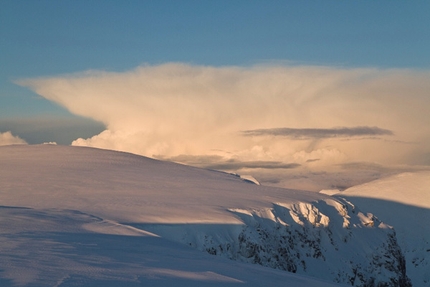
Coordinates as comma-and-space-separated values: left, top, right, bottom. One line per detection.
0, 145, 427, 286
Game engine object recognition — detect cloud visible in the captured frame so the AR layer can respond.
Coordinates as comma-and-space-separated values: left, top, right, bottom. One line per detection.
242, 126, 394, 139
165, 154, 300, 170
0, 131, 27, 146
0, 117, 105, 145
17, 63, 430, 190
206, 161, 301, 171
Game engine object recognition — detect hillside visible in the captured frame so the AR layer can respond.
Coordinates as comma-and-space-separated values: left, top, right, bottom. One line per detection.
337, 172, 430, 286
0, 145, 420, 286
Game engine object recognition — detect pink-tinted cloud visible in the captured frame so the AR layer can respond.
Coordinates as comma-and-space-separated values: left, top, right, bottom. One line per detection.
0, 131, 27, 146
17, 63, 430, 190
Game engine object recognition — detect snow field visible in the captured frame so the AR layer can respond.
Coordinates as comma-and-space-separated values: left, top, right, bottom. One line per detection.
1, 145, 428, 286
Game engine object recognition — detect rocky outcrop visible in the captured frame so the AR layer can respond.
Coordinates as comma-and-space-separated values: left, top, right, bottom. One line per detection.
157, 198, 411, 286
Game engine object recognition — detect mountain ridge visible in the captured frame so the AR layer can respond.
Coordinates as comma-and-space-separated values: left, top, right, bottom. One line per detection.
0, 145, 426, 286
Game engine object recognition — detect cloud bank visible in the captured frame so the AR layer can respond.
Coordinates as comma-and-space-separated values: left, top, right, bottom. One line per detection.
18, 63, 430, 190
242, 126, 394, 139
0, 131, 27, 146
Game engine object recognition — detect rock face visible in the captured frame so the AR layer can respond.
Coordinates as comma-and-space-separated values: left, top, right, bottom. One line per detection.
145, 198, 411, 287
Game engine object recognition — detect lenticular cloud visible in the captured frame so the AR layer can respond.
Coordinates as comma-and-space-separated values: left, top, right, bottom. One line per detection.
17, 63, 430, 171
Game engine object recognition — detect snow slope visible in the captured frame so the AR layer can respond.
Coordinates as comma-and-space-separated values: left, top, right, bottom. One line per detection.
0, 206, 336, 287
337, 172, 430, 286
0, 145, 416, 286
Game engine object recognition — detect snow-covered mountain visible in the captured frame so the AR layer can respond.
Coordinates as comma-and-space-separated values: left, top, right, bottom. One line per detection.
0, 145, 425, 286
336, 172, 430, 286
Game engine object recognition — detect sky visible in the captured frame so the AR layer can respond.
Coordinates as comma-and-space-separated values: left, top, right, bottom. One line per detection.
1, 1, 430, 191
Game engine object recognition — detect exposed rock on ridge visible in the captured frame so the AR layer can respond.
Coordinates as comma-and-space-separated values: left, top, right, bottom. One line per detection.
144, 198, 411, 287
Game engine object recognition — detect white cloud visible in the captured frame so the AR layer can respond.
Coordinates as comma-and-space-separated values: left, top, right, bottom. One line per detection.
17, 63, 430, 190
0, 131, 27, 146
0, 117, 104, 145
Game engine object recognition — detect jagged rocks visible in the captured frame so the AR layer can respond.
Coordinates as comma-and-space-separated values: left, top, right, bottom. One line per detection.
161, 199, 411, 287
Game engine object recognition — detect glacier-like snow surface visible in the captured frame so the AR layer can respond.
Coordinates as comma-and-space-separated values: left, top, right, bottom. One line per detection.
0, 145, 427, 286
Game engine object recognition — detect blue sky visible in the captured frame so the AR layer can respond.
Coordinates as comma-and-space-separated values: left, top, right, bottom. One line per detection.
2, 1, 429, 120
3, 2, 429, 77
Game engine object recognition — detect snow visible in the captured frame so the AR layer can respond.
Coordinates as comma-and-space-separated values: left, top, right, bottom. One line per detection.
0, 145, 344, 286
238, 174, 260, 185
340, 172, 430, 209
337, 172, 430, 286
0, 145, 324, 224
0, 206, 338, 287
0, 145, 426, 286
